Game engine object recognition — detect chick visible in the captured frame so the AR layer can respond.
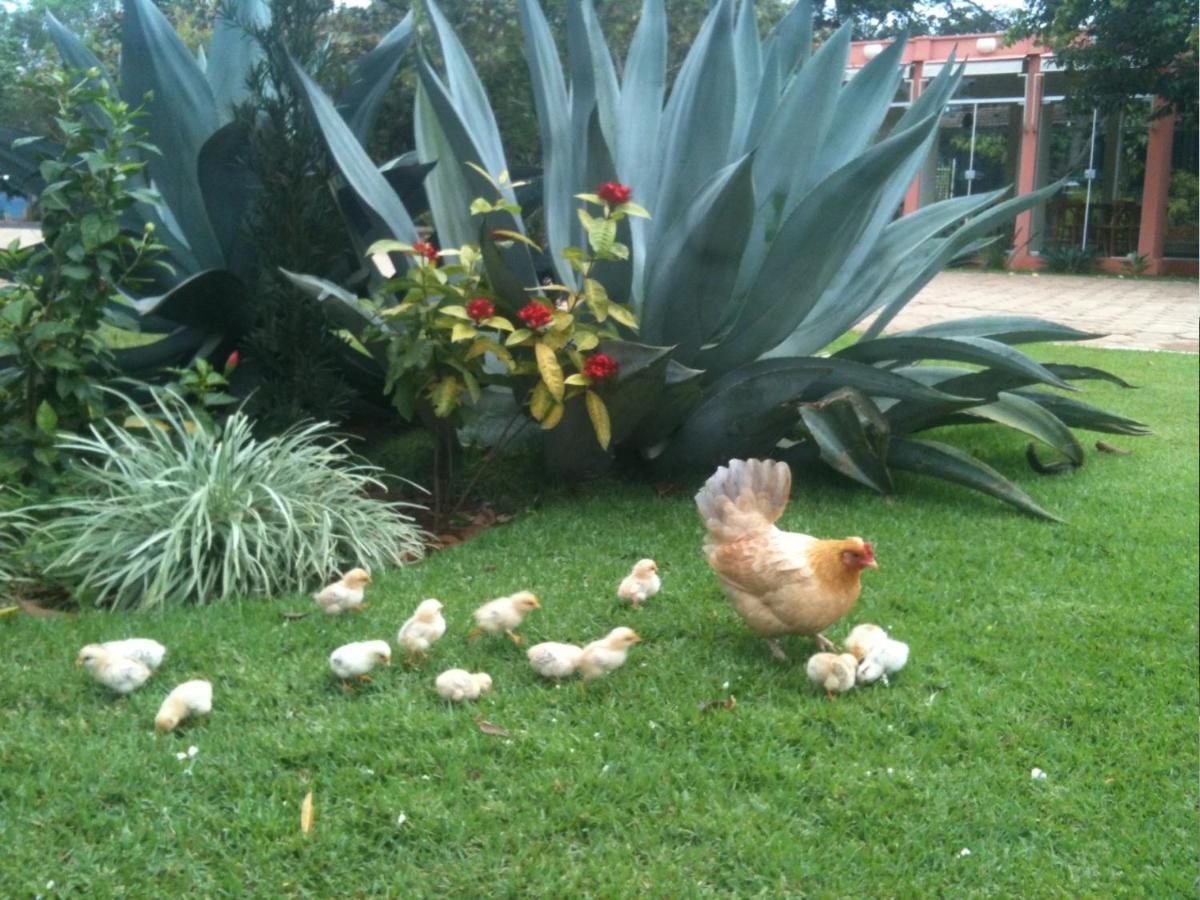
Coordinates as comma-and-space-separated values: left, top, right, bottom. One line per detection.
100, 638, 167, 672
313, 567, 372, 615
397, 599, 447, 665
618, 559, 661, 609
857, 638, 910, 686
77, 644, 152, 695
805, 652, 858, 699
526, 641, 584, 681
578, 627, 642, 683
844, 623, 888, 662
154, 679, 213, 732
329, 640, 391, 685
468, 591, 541, 645
435, 669, 493, 702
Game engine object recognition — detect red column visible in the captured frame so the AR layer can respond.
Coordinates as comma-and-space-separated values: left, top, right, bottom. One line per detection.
1137, 104, 1175, 275
1010, 54, 1044, 270
901, 60, 925, 215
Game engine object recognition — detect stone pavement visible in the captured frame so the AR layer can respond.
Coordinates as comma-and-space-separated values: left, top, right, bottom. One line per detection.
878, 269, 1199, 353
3, 225, 1196, 352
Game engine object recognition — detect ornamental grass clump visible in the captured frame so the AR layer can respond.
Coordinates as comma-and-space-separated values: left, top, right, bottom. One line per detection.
36, 390, 426, 610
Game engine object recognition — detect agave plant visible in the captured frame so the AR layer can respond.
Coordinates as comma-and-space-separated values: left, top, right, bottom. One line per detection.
32, 389, 426, 610
0, 0, 419, 374
293, 0, 1146, 519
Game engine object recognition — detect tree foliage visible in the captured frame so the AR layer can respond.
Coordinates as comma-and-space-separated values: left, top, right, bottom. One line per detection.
1010, 0, 1199, 118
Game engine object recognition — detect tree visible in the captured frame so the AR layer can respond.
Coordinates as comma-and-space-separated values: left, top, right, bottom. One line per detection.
813, 0, 1014, 40
1010, 0, 1199, 118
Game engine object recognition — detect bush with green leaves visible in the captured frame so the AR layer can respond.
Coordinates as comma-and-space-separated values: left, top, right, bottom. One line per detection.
292, 0, 1146, 520
0, 68, 167, 487
34, 389, 426, 610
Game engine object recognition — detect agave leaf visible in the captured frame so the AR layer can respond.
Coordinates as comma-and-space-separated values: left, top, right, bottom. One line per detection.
615, 0, 666, 305
567, 0, 620, 163
761, 0, 813, 82
886, 436, 1061, 521
196, 122, 259, 278
798, 387, 893, 494
129, 269, 253, 336
820, 34, 906, 173
1010, 390, 1152, 436
659, 358, 831, 468
44, 11, 116, 127
121, 0, 224, 269
702, 112, 939, 374
899, 316, 1104, 346
835, 335, 1078, 391
0, 128, 55, 196
729, 0, 763, 156
517, 0, 576, 287
290, 55, 418, 247
967, 391, 1084, 467
338, 12, 414, 144
590, 340, 674, 443
629, 358, 706, 452
641, 154, 756, 361
111, 329, 209, 372
652, 0, 737, 239
206, 0, 270, 123
542, 394, 614, 479
278, 268, 381, 340
413, 78, 475, 251
479, 224, 533, 312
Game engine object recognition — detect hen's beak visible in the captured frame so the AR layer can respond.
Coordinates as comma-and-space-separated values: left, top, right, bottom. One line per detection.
865, 558, 879, 569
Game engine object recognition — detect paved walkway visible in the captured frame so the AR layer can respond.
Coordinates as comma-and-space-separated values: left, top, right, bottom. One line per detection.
881, 270, 1198, 353
3, 226, 1196, 352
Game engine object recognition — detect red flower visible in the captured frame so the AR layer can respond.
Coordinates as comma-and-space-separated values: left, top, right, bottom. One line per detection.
517, 302, 554, 330
596, 181, 632, 205
466, 298, 496, 323
583, 352, 619, 382
412, 240, 439, 263
224, 350, 240, 374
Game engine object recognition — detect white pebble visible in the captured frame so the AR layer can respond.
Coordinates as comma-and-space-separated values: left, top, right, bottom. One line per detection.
1031, 767, 1047, 780
958, 848, 973, 857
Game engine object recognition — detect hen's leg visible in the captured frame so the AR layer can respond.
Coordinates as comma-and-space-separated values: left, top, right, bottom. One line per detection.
767, 639, 788, 661
814, 633, 837, 652
505, 629, 524, 646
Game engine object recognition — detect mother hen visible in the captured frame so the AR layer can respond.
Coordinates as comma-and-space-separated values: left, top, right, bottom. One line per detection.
695, 459, 877, 660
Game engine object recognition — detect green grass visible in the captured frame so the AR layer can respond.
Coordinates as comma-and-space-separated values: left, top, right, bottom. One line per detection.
1, 343, 1196, 897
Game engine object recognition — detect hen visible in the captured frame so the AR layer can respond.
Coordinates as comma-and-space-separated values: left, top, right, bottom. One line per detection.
695, 459, 877, 660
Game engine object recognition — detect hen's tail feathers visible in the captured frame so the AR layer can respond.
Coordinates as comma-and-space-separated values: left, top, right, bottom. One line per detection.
695, 458, 792, 545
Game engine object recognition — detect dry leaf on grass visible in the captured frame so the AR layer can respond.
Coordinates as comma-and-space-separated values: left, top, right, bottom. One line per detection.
300, 791, 314, 835
1096, 441, 1132, 455
698, 696, 737, 712
0, 606, 19, 618
281, 612, 309, 621
17, 598, 74, 618
475, 716, 509, 737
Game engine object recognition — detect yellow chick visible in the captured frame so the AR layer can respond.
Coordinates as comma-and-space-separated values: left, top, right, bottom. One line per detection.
77, 644, 152, 694
154, 679, 213, 732
526, 641, 584, 681
578, 627, 642, 682
844, 623, 889, 662
99, 638, 167, 671
397, 599, 447, 664
618, 559, 661, 609
313, 567, 372, 615
468, 591, 541, 645
805, 652, 858, 699
329, 640, 391, 684
435, 669, 493, 702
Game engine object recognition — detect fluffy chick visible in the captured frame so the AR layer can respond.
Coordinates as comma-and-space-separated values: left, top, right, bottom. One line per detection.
329, 640, 391, 685
397, 599, 447, 664
618, 559, 661, 609
155, 679, 213, 732
100, 638, 167, 672
526, 641, 584, 681
435, 669, 493, 702
313, 567, 372, 615
844, 624, 889, 662
578, 627, 642, 683
805, 652, 858, 699
469, 591, 541, 645
857, 638, 910, 686
77, 644, 152, 695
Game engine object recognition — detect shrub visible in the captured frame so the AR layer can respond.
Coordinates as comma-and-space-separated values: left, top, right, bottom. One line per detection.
1042, 245, 1097, 274
35, 389, 426, 610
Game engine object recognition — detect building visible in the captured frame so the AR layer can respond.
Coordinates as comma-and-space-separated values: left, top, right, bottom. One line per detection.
849, 33, 1198, 276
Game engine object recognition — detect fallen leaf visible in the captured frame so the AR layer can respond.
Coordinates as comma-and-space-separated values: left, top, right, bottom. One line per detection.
724, 695, 737, 711
1096, 441, 1132, 456
475, 717, 509, 737
0, 606, 19, 618
698, 696, 737, 712
281, 612, 309, 621
300, 791, 314, 835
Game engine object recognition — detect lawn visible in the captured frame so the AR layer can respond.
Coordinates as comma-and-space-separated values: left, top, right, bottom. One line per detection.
1, 342, 1196, 897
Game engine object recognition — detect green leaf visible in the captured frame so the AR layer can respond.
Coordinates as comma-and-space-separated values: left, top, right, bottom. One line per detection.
206, 0, 270, 123
886, 437, 1061, 522
897, 316, 1105, 346
196, 122, 259, 274
585, 390, 612, 449
337, 13, 415, 143
130, 269, 254, 337
1010, 390, 1152, 436
798, 388, 893, 495
587, 216, 617, 256
535, 341, 565, 400
450, 322, 477, 342
967, 391, 1084, 467
36, 401, 58, 434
